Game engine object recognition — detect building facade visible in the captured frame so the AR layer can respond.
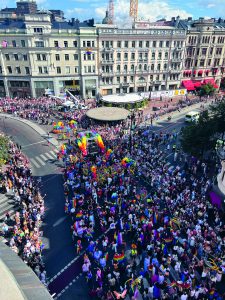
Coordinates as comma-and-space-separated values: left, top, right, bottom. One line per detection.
0, 1, 224, 99
179, 17, 225, 91
97, 22, 186, 96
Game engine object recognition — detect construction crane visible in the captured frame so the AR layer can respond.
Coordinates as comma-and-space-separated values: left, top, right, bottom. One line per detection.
130, 0, 138, 21
108, 0, 114, 24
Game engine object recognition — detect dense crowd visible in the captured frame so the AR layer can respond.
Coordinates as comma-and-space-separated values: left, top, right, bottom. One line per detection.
62, 119, 225, 299
0, 139, 47, 285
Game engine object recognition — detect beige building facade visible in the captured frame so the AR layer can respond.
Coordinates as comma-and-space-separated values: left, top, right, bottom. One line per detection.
97, 24, 186, 96
0, 1, 225, 99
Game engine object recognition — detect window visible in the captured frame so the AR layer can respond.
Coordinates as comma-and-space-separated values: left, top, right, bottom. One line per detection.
33, 28, 43, 33
25, 67, 30, 74
159, 41, 163, 47
12, 40, 16, 47
92, 53, 95, 60
124, 53, 128, 60
200, 59, 205, 67
74, 54, 78, 60
139, 64, 142, 70
202, 48, 207, 55
164, 63, 167, 70
152, 52, 155, 59
117, 41, 121, 48
14, 54, 19, 61
130, 76, 134, 82
73, 41, 78, 47
74, 67, 79, 73
35, 41, 44, 47
54, 41, 59, 47
158, 52, 162, 60
124, 65, 128, 71
117, 77, 120, 83
208, 59, 211, 66
65, 54, 69, 61
5, 54, 10, 61
83, 41, 86, 47
65, 66, 70, 74
131, 64, 135, 71
87, 54, 91, 61
166, 41, 170, 47
92, 41, 95, 47
124, 76, 127, 83
42, 54, 46, 61
157, 64, 161, 71
21, 40, 26, 47
131, 53, 135, 60
132, 41, 135, 48
124, 41, 128, 48
151, 64, 154, 71
56, 67, 61, 74
37, 54, 41, 61
117, 53, 121, 60
146, 41, 149, 48
165, 52, 168, 59
153, 41, 157, 47
144, 64, 147, 71
83, 54, 86, 60
43, 67, 48, 74
16, 67, 21, 74
7, 66, 12, 74
23, 54, 27, 61
64, 41, 68, 47
139, 41, 143, 48
0, 66, 2, 73
38, 67, 43, 74
117, 65, 120, 72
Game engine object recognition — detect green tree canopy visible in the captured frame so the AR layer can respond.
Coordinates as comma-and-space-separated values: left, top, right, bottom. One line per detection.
197, 83, 216, 96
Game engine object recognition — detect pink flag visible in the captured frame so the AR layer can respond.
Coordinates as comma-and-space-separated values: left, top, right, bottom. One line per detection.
1, 40, 8, 48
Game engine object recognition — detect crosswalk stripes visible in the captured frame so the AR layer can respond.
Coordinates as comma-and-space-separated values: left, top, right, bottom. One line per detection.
30, 149, 59, 169
0, 193, 17, 223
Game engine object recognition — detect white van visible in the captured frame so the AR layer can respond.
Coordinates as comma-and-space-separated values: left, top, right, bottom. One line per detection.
185, 111, 200, 123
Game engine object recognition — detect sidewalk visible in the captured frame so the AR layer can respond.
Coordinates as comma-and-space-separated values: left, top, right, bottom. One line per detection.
0, 113, 58, 147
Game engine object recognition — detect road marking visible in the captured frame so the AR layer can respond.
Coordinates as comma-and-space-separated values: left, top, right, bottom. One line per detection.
30, 158, 40, 168
22, 140, 45, 148
40, 154, 48, 161
45, 152, 55, 160
35, 156, 46, 166
50, 150, 57, 158
165, 152, 173, 159
53, 216, 67, 227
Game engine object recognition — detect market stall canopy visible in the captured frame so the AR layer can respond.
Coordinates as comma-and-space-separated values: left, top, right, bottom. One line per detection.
86, 107, 130, 121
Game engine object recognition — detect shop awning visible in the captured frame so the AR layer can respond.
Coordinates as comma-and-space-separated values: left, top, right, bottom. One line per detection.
203, 78, 219, 88
198, 70, 203, 75
182, 80, 195, 91
204, 69, 210, 74
193, 81, 202, 88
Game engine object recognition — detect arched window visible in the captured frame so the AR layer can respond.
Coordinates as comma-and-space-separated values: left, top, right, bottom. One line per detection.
152, 52, 155, 59
164, 63, 167, 70
144, 64, 147, 71
124, 64, 127, 71
139, 64, 142, 70
157, 64, 161, 71
151, 64, 154, 71
165, 52, 168, 59
131, 64, 134, 71
138, 76, 145, 82
117, 65, 120, 72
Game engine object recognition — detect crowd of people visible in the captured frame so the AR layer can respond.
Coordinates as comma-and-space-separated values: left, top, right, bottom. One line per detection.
0, 138, 47, 285
62, 116, 225, 299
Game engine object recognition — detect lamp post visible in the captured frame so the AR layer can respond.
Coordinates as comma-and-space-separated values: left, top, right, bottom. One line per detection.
129, 110, 135, 154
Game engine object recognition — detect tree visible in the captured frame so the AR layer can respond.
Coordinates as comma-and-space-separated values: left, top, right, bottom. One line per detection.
180, 111, 216, 157
0, 135, 9, 166
197, 83, 216, 97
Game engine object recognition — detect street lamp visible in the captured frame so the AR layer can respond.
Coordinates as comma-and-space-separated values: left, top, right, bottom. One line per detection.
128, 110, 135, 154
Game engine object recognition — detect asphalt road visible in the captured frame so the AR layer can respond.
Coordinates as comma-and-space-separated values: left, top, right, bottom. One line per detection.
0, 106, 204, 300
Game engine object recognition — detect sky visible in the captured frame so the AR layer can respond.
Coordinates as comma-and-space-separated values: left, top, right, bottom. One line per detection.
2, 0, 225, 24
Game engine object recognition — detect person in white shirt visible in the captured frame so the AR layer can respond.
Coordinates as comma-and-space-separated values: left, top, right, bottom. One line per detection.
180, 292, 188, 300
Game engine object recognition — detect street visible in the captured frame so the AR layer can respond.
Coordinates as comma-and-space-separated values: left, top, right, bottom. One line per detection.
0, 105, 206, 299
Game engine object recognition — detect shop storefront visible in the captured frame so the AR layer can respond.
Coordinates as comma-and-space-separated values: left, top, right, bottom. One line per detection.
34, 81, 54, 98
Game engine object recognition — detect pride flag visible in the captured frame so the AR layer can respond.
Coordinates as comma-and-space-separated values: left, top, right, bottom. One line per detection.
76, 212, 83, 220
114, 253, 125, 263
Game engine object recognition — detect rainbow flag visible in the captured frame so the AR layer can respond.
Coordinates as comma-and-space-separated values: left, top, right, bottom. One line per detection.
164, 237, 173, 244
104, 253, 109, 261
76, 212, 83, 220
114, 253, 125, 263
72, 199, 76, 208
